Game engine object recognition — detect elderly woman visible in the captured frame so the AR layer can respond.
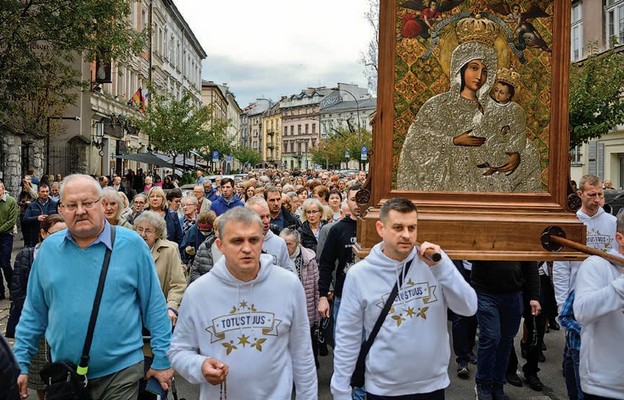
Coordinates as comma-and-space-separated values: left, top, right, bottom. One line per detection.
179, 210, 217, 267
298, 198, 327, 253
145, 186, 183, 244
101, 187, 133, 229
134, 211, 187, 326
279, 227, 320, 368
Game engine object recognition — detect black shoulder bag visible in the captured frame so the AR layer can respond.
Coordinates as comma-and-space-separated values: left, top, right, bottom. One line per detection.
350, 259, 412, 388
40, 226, 116, 400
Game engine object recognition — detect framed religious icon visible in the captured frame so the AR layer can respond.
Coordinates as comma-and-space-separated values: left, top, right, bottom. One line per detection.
358, 0, 587, 261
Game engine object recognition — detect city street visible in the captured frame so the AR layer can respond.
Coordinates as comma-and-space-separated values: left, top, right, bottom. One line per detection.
1, 236, 569, 400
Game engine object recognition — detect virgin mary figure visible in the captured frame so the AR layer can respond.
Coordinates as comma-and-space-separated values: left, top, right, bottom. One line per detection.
397, 15, 501, 192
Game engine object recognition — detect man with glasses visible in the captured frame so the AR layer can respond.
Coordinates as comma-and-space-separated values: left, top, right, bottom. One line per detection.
13, 174, 174, 399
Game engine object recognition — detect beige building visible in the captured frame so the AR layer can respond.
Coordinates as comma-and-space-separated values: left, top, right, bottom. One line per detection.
263, 102, 282, 167
201, 80, 242, 172
48, 0, 206, 178
570, 0, 624, 188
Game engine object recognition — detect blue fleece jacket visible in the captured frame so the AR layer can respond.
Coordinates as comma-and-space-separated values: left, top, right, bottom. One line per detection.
13, 223, 172, 378
209, 194, 243, 216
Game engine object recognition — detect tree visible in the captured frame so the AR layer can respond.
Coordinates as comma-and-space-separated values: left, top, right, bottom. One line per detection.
309, 128, 372, 169
133, 90, 227, 176
569, 43, 624, 149
232, 146, 263, 168
359, 0, 379, 94
0, 0, 145, 137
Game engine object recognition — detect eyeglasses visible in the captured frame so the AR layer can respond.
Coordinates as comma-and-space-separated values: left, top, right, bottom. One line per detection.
305, 209, 321, 215
62, 197, 101, 211
136, 227, 156, 235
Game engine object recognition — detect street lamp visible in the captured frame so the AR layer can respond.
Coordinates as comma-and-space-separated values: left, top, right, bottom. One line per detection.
46, 116, 80, 175
334, 88, 361, 131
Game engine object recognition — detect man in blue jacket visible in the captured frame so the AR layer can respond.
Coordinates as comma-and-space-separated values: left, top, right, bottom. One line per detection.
23, 184, 57, 247
210, 178, 243, 216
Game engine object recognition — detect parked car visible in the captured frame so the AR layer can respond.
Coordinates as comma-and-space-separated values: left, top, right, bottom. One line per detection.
604, 190, 624, 216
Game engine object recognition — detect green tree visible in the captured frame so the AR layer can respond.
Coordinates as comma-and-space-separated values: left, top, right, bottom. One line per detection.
233, 146, 263, 168
310, 128, 372, 169
133, 90, 227, 176
0, 0, 145, 137
569, 43, 624, 149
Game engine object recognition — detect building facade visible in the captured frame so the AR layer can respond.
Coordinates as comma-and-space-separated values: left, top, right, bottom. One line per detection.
47, 0, 206, 180
263, 102, 282, 167
570, 0, 624, 188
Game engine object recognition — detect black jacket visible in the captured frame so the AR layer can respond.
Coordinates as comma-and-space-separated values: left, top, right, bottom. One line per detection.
6, 247, 35, 338
298, 221, 325, 254
318, 217, 357, 298
0, 333, 20, 400
470, 260, 540, 301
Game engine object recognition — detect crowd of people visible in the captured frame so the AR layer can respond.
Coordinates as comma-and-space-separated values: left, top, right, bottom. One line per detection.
0, 169, 622, 400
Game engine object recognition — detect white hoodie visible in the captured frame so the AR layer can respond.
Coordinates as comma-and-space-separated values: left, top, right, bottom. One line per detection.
168, 254, 317, 400
553, 208, 617, 309
573, 250, 624, 399
331, 244, 477, 399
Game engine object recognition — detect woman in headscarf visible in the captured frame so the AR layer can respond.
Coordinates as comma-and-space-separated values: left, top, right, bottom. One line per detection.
397, 40, 498, 192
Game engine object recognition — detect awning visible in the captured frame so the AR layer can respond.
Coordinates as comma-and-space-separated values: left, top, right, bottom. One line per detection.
116, 152, 171, 168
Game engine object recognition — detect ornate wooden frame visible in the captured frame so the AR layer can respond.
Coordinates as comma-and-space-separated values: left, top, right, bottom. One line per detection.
358, 0, 586, 261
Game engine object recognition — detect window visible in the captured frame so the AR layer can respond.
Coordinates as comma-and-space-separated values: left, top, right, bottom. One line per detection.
298, 124, 301, 134
284, 127, 288, 136
606, 1, 624, 47
305, 124, 309, 134
570, 145, 583, 166
312, 123, 316, 134
571, 3, 583, 60
290, 126, 294, 135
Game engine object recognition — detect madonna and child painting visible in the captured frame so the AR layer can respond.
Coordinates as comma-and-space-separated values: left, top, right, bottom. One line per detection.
394, 0, 553, 192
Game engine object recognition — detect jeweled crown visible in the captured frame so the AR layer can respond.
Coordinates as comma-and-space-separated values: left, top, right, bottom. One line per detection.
455, 14, 499, 47
496, 67, 521, 88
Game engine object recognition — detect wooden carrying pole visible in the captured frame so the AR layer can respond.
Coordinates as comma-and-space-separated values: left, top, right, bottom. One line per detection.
547, 234, 624, 271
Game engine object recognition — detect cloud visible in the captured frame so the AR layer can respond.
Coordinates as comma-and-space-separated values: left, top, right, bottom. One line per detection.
177, 0, 374, 106
202, 55, 366, 107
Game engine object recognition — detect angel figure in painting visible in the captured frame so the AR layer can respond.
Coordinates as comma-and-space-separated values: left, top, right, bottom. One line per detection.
492, 2, 551, 54
399, 0, 464, 39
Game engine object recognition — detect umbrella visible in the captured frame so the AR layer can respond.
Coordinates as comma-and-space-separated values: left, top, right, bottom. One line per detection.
116, 152, 172, 168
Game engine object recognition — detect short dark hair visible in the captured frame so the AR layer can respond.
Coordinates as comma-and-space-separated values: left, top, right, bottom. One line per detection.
166, 188, 183, 201
379, 197, 417, 222
38, 183, 50, 192
263, 186, 280, 200
221, 177, 235, 187
326, 189, 343, 202
349, 182, 362, 193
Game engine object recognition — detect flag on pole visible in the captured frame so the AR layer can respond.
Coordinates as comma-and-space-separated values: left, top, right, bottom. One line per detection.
129, 88, 144, 112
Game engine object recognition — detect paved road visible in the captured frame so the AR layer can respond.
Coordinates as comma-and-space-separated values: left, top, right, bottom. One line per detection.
1, 235, 570, 399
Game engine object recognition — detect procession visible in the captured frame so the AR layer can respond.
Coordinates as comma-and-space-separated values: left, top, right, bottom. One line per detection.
2, 0, 624, 400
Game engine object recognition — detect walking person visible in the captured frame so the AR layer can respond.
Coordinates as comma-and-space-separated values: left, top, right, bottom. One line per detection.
0, 182, 18, 300
168, 207, 317, 399
6, 215, 66, 400
12, 174, 174, 399
331, 198, 477, 399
